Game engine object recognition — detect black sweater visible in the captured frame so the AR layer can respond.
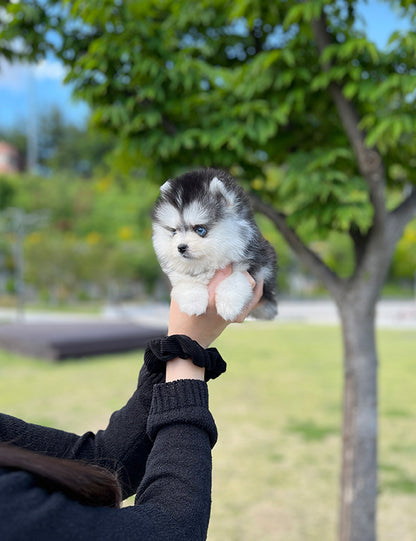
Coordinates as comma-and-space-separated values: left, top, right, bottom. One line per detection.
0, 367, 217, 541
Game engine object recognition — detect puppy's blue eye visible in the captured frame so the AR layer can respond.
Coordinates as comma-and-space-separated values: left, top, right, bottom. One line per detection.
194, 226, 207, 237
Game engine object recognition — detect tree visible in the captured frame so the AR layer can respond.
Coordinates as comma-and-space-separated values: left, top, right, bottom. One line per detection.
2, 1, 416, 540
8, 172, 162, 301
0, 176, 16, 210
0, 109, 117, 176
37, 108, 117, 175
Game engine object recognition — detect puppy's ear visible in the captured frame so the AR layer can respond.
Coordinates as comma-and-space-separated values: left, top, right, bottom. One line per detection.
209, 176, 235, 206
160, 180, 171, 194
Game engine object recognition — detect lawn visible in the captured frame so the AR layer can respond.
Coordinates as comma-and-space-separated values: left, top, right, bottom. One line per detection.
0, 322, 415, 541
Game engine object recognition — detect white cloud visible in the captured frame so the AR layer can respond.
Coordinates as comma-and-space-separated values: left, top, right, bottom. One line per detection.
0, 58, 67, 92
33, 59, 67, 80
0, 60, 29, 91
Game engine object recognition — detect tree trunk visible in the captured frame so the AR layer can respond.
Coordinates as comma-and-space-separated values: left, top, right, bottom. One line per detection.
337, 297, 378, 541
251, 184, 416, 541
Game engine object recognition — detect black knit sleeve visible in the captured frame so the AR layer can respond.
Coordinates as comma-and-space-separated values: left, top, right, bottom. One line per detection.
134, 379, 217, 540
0, 379, 217, 541
0, 364, 164, 498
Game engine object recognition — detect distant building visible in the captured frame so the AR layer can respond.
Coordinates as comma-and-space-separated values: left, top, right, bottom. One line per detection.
0, 141, 21, 174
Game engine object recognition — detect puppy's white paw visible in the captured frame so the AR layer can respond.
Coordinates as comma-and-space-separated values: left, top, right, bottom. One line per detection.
172, 283, 209, 316
215, 272, 253, 321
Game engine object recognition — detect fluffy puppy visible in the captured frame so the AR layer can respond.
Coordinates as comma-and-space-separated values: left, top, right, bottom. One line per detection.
152, 168, 277, 321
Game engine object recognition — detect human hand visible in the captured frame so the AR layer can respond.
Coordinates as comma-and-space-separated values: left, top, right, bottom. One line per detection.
166, 266, 263, 382
168, 265, 264, 348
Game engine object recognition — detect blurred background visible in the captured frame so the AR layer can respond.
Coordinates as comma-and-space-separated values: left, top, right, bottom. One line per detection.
0, 1, 415, 540
0, 0, 415, 314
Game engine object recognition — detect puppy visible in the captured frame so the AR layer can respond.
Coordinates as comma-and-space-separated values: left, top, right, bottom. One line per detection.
152, 168, 277, 321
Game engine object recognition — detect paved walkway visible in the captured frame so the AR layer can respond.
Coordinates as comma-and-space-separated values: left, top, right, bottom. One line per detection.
277, 299, 416, 329
1, 299, 415, 329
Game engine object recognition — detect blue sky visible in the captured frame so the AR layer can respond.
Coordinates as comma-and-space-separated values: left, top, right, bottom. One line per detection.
0, 0, 412, 132
0, 59, 90, 130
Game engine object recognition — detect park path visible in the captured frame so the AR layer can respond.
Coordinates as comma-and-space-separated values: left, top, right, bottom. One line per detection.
0, 299, 415, 329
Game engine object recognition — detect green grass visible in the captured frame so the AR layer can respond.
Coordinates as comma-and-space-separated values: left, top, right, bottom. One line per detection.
0, 323, 415, 541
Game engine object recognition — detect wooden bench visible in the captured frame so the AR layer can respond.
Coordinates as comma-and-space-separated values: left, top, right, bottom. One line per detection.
0, 321, 166, 360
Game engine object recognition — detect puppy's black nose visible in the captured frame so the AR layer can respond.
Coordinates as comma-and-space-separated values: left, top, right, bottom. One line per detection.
177, 244, 188, 254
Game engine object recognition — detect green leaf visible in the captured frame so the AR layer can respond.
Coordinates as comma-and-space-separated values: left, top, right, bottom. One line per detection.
343, 82, 358, 100
283, 4, 305, 27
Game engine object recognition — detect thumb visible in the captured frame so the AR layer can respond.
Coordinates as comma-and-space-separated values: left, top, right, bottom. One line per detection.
207, 265, 233, 303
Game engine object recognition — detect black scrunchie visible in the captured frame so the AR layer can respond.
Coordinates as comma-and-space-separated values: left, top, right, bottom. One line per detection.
144, 335, 227, 381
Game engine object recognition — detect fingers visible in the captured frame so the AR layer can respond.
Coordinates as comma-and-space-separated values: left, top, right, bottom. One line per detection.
244, 271, 256, 290
207, 265, 232, 303
233, 278, 264, 323
207, 267, 264, 323
251, 278, 264, 306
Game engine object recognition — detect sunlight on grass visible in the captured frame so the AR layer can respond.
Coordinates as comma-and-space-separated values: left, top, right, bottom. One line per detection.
0, 322, 415, 541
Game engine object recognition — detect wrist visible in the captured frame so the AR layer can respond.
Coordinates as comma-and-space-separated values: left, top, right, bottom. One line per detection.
165, 357, 205, 382
167, 329, 209, 349
144, 335, 227, 381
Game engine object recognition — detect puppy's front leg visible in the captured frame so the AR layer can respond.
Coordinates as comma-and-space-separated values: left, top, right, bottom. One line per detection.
215, 271, 253, 321
171, 280, 209, 316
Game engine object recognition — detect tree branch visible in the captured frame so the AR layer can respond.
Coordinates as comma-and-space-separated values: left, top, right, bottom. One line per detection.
311, 12, 387, 230
349, 223, 369, 269
250, 194, 343, 298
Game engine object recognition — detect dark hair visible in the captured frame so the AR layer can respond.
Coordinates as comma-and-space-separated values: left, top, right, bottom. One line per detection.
0, 443, 122, 508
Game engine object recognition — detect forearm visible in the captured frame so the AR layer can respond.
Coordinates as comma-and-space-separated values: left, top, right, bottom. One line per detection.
135, 379, 217, 540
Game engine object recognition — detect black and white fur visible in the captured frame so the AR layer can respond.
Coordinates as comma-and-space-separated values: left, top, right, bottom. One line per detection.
152, 168, 277, 321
